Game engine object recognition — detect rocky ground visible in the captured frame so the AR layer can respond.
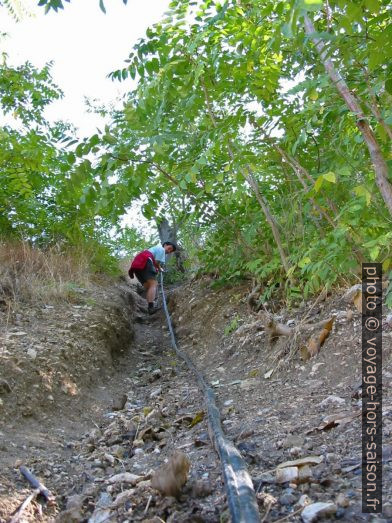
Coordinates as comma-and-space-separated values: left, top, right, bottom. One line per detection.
0, 275, 391, 522
169, 278, 392, 522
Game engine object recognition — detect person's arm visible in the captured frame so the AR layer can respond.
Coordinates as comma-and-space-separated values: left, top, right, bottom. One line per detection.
156, 261, 165, 272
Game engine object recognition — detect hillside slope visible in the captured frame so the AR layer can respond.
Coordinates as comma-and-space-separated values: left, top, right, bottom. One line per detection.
0, 274, 391, 522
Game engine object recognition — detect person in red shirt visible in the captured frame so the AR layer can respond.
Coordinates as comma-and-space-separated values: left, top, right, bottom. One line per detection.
129, 242, 176, 314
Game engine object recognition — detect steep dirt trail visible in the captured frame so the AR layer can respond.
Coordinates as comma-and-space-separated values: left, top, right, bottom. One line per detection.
1, 278, 392, 522
0, 285, 226, 522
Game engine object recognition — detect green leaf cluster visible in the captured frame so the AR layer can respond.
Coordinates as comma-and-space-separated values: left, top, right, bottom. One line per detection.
100, 0, 392, 297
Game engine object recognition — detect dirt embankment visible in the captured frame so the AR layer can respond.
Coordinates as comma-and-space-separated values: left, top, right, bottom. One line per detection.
0, 282, 135, 426
0, 279, 226, 523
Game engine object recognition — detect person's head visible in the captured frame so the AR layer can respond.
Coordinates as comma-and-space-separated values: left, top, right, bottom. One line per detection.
163, 241, 177, 254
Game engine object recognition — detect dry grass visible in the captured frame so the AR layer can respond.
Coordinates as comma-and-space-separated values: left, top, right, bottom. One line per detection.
0, 241, 93, 308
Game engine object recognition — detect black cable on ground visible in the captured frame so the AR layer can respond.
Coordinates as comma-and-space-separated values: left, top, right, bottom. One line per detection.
159, 273, 261, 523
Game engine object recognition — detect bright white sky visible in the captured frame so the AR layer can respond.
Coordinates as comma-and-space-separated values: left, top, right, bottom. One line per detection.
1, 0, 170, 136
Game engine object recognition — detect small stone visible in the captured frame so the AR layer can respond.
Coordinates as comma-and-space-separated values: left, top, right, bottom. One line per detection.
342, 284, 361, 302
88, 428, 102, 442
107, 473, 141, 485
297, 495, 312, 508
27, 348, 37, 359
282, 435, 305, 448
279, 493, 296, 506
66, 494, 84, 511
56, 509, 82, 523
112, 394, 127, 411
382, 445, 392, 463
151, 369, 162, 380
301, 502, 337, 523
57, 494, 84, 523
326, 453, 337, 462
298, 465, 313, 484
319, 395, 345, 408
276, 466, 298, 484
96, 492, 112, 508
136, 479, 151, 489
104, 453, 115, 465
310, 363, 325, 374
335, 507, 346, 519
253, 472, 275, 486
239, 379, 255, 390
336, 494, 350, 508
88, 508, 111, 523
150, 387, 162, 398
191, 479, 213, 498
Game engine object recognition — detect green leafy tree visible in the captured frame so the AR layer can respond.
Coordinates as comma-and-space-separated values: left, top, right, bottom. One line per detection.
101, 0, 391, 293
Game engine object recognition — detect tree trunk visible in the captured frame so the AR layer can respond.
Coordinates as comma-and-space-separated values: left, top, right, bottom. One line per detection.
157, 217, 177, 245
243, 166, 291, 275
200, 77, 291, 275
304, 14, 392, 217
157, 217, 185, 272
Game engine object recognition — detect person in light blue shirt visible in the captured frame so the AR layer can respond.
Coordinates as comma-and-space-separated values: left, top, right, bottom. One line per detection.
129, 241, 176, 314
148, 244, 167, 266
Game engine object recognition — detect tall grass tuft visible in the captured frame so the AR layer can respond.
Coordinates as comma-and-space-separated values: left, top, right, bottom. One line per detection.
0, 241, 93, 307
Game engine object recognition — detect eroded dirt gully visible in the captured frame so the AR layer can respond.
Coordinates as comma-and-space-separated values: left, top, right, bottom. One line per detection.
0, 280, 224, 522
0, 275, 391, 522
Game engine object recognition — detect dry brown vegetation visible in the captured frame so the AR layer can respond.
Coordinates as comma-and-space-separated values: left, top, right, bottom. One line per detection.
0, 241, 94, 310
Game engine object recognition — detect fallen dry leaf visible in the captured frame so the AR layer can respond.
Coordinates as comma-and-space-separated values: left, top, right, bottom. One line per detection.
276, 466, 298, 484
189, 411, 205, 428
151, 451, 190, 498
307, 337, 320, 358
306, 410, 361, 433
302, 317, 334, 360
353, 290, 362, 313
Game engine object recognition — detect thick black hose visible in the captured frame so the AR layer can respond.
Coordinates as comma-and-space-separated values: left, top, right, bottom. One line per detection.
159, 273, 260, 523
